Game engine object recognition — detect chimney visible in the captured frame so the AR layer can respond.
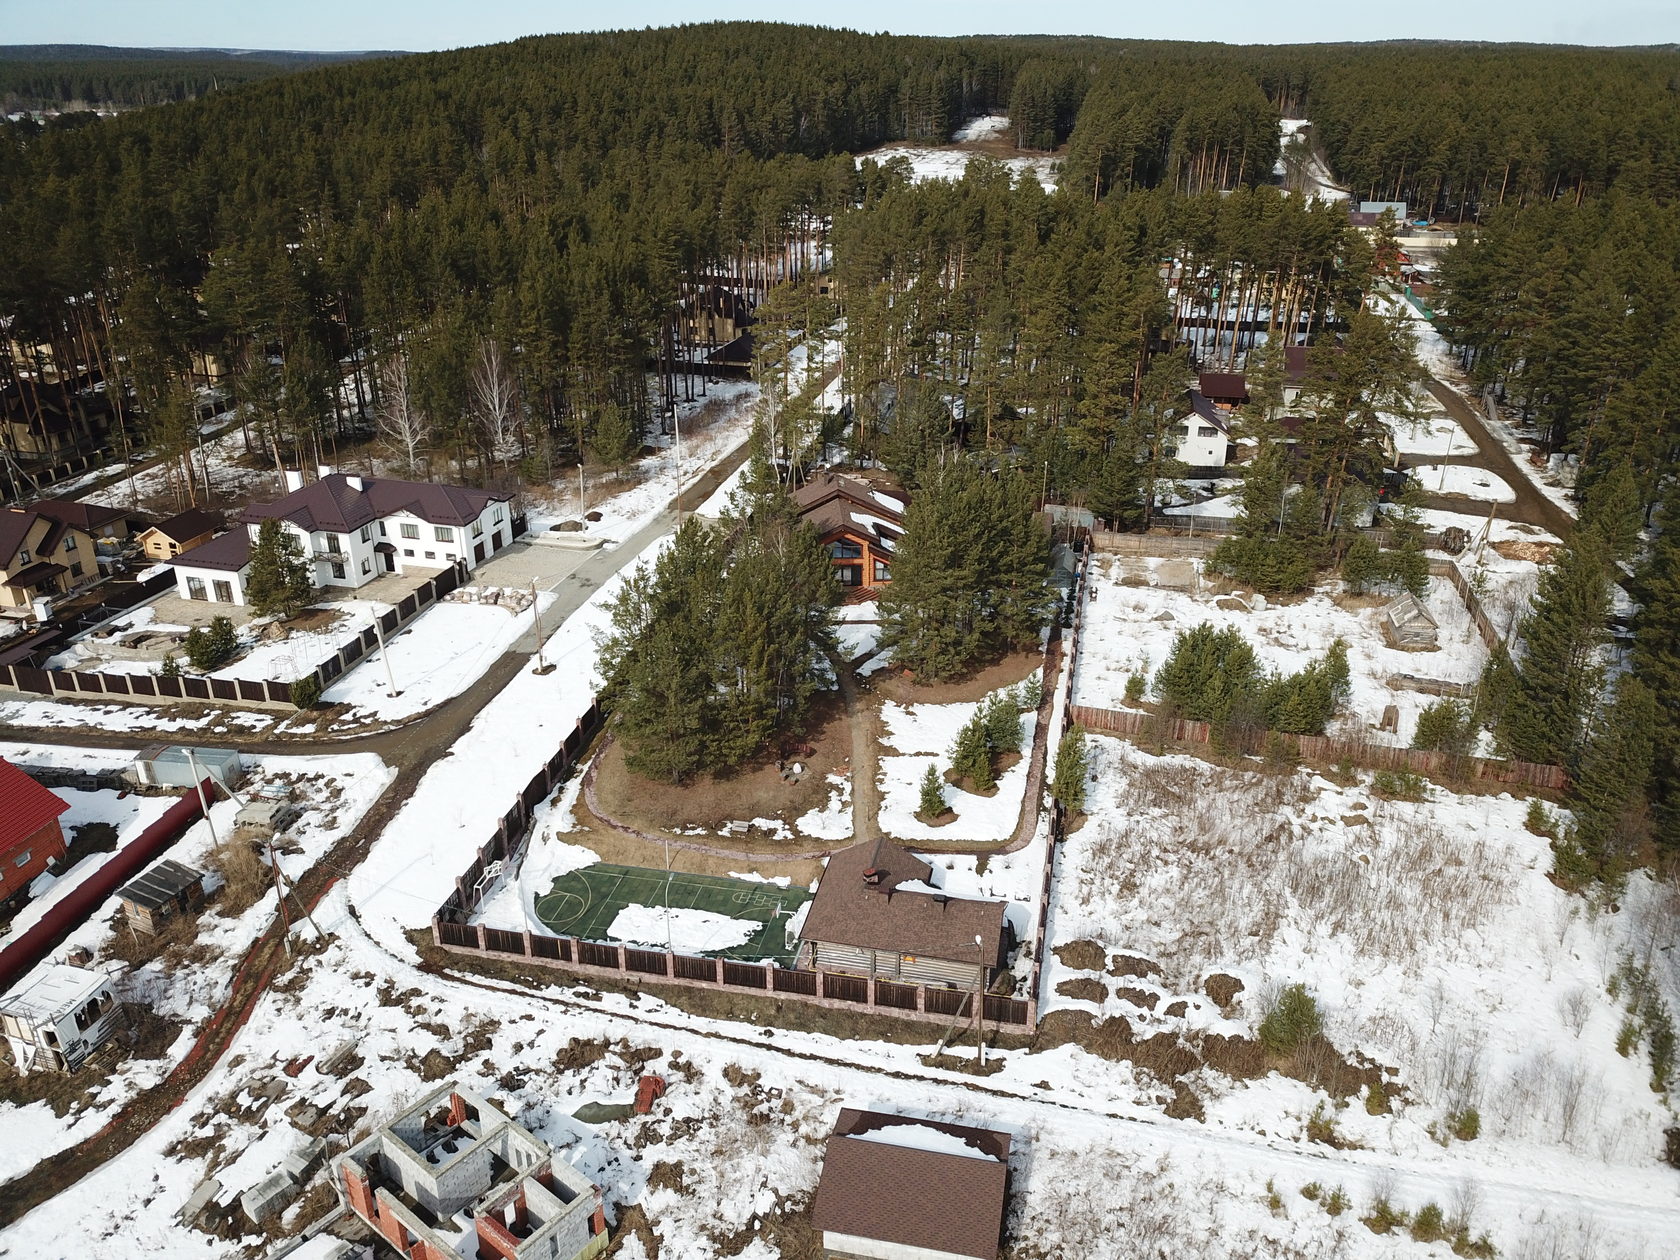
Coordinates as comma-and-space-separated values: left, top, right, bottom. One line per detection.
862, 867, 883, 888
283, 470, 304, 494
316, 464, 334, 481
346, 475, 365, 493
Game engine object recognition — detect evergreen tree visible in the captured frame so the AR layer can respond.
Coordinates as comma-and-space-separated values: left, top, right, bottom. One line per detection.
183, 616, 238, 671
1412, 699, 1476, 756
950, 713, 994, 791
1631, 499, 1680, 845
1051, 725, 1088, 813
244, 518, 315, 619
1577, 459, 1643, 565
1155, 623, 1263, 722
983, 690, 1024, 756
1561, 675, 1659, 884
1498, 531, 1613, 765
918, 762, 947, 819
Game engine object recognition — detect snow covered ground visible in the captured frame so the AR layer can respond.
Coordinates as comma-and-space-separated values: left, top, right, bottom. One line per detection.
1073, 555, 1486, 747
0, 696, 280, 737
1411, 464, 1516, 503
1390, 411, 1477, 460
860, 141, 1059, 191
1275, 118, 1348, 203
0, 747, 391, 1186
876, 695, 1035, 842
953, 114, 1009, 143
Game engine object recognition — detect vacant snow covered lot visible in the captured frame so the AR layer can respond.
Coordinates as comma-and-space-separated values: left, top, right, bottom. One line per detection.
1046, 736, 1677, 1204
1072, 555, 1485, 747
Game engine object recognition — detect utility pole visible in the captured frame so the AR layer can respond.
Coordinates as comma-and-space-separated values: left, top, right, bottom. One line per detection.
183, 747, 221, 851
974, 933, 986, 1069
530, 580, 554, 675
577, 463, 586, 517
372, 615, 399, 697
268, 843, 293, 956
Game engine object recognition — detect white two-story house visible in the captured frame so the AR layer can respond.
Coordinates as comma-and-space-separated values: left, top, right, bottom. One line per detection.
167, 471, 516, 607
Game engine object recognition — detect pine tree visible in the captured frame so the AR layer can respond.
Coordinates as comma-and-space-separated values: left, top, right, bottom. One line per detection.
984, 690, 1023, 757
244, 519, 315, 619
951, 712, 994, 791
1498, 531, 1613, 765
1155, 623, 1263, 722
1577, 459, 1642, 565
1631, 497, 1680, 845
1564, 675, 1658, 884
1051, 725, 1088, 813
917, 762, 947, 819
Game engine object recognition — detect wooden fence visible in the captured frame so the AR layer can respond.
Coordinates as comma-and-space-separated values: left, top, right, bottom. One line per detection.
429, 695, 1037, 1032
0, 560, 469, 709
1069, 703, 1567, 791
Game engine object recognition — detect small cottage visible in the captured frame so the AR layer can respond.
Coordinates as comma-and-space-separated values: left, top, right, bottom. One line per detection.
1382, 592, 1440, 649
0, 757, 70, 905
137, 508, 223, 562
810, 1108, 1013, 1260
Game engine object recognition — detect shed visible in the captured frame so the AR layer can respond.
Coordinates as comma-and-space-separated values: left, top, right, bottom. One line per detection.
0, 964, 125, 1073
233, 798, 303, 841
1382, 592, 1439, 649
116, 859, 208, 935
130, 745, 244, 790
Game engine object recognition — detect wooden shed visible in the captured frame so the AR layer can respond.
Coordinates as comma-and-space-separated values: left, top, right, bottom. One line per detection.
117, 859, 208, 935
1381, 592, 1440, 649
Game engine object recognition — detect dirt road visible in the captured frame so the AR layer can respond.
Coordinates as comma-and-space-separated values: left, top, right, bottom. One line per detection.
1417, 379, 1575, 539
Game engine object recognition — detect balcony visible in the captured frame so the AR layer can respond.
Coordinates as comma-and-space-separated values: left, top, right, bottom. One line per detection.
313, 547, 346, 562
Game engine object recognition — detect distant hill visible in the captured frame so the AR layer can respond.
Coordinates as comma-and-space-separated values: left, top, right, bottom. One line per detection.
0, 44, 406, 111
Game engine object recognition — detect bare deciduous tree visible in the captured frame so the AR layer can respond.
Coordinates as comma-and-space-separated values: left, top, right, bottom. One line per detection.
471, 338, 520, 475
376, 353, 428, 476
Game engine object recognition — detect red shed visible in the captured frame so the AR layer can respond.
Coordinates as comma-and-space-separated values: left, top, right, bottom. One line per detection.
0, 758, 69, 903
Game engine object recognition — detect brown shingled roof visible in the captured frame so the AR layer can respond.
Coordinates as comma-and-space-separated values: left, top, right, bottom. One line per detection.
800, 839, 1008, 964
146, 508, 223, 544
28, 497, 137, 534
239, 473, 507, 534
810, 1108, 1011, 1260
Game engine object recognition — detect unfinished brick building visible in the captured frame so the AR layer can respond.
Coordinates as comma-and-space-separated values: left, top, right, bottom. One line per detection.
334, 1082, 608, 1260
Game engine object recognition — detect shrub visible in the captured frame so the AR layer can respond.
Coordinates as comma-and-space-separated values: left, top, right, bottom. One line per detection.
1413, 698, 1476, 756
1324, 1187, 1350, 1216
160, 653, 181, 678
1362, 1198, 1409, 1235
1452, 1230, 1497, 1258
950, 713, 994, 791
1300, 1182, 1323, 1202
1305, 1102, 1340, 1146
1259, 983, 1324, 1056
1209, 535, 1319, 593
1411, 1203, 1448, 1244
1266, 1179, 1283, 1215
1447, 1107, 1480, 1141
1124, 670, 1147, 705
1365, 1080, 1390, 1115
183, 615, 238, 671
289, 673, 324, 709
1015, 671, 1043, 713
917, 763, 946, 818
1550, 834, 1596, 891
1372, 769, 1429, 801
1524, 797, 1555, 836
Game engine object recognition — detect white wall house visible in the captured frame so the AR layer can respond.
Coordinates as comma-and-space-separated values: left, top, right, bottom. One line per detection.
168, 472, 516, 607
1167, 393, 1233, 469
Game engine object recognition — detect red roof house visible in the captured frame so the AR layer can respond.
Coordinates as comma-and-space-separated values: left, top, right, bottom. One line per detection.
0, 758, 70, 903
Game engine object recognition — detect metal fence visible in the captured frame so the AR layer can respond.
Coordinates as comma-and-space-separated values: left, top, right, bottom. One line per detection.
0, 561, 469, 709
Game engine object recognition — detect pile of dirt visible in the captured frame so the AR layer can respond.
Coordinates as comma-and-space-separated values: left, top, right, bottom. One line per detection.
1492, 539, 1558, 564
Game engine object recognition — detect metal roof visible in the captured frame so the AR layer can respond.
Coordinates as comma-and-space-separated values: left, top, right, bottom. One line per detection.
0, 757, 70, 855
117, 859, 205, 912
0, 964, 110, 1023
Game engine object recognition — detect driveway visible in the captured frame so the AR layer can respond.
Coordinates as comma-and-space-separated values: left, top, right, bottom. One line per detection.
1417, 379, 1575, 538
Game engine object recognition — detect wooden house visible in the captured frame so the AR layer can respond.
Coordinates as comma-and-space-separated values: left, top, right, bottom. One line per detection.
1382, 592, 1440, 649
792, 472, 907, 594
117, 859, 208, 935
0, 505, 99, 617
137, 508, 223, 562
799, 838, 1011, 989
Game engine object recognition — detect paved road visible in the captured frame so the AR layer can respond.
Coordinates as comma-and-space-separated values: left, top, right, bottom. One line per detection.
1417, 378, 1575, 539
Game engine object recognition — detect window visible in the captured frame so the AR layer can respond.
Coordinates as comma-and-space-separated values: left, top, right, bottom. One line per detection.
873, 559, 891, 583
494, 507, 504, 524
424, 551, 435, 560
1198, 426, 1218, 438
472, 520, 484, 537
828, 540, 862, 560
360, 558, 371, 575
63, 534, 76, 551
403, 549, 414, 558
378, 521, 387, 537
69, 562, 83, 579
186, 576, 206, 600
360, 525, 372, 543
324, 533, 341, 555
834, 565, 862, 586
330, 562, 346, 580
12, 849, 29, 868
434, 526, 453, 543
213, 580, 232, 602
168, 543, 179, 555
446, 553, 457, 562
17, 549, 29, 565
400, 522, 420, 540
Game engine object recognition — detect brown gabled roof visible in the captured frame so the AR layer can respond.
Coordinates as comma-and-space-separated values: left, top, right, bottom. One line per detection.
792, 472, 907, 522
240, 473, 507, 535
167, 528, 251, 573
0, 508, 39, 565
1283, 345, 1309, 383
28, 497, 136, 534
1197, 371, 1248, 402
5, 560, 66, 589
800, 839, 1008, 964
143, 508, 223, 544
811, 1108, 1011, 1260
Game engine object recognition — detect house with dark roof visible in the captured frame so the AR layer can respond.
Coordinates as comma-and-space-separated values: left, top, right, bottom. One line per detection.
27, 497, 144, 544
137, 508, 222, 562
681, 283, 754, 347
799, 837, 1012, 989
167, 471, 515, 606
810, 1108, 1013, 1260
0, 756, 70, 905
792, 472, 907, 594
0, 505, 98, 619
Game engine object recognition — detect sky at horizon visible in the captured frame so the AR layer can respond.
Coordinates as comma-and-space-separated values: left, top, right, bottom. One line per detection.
2, 0, 1677, 53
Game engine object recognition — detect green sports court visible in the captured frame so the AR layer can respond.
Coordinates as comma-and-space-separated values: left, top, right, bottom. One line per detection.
533, 863, 810, 962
